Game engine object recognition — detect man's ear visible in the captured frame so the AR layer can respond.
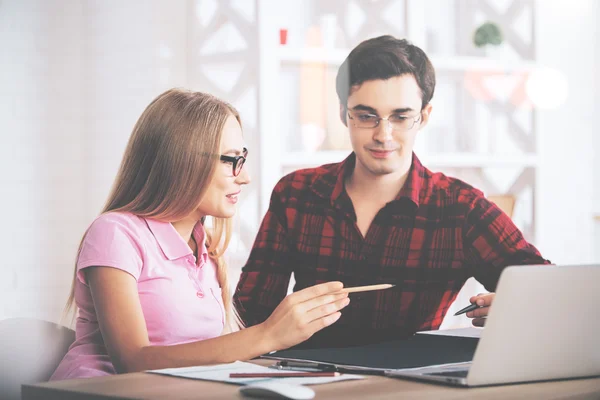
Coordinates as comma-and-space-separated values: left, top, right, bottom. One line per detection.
339, 104, 348, 127
418, 103, 433, 130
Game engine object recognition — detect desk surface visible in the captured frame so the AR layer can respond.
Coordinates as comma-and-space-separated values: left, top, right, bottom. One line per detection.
22, 360, 600, 400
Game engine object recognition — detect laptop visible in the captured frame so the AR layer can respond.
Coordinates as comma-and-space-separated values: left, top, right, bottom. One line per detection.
386, 264, 600, 386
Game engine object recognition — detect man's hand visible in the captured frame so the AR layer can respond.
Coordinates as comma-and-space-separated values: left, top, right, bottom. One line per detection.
466, 293, 495, 327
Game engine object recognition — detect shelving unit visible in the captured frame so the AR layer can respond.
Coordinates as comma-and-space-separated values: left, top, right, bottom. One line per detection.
280, 151, 538, 169
260, 46, 540, 219
279, 46, 538, 73
258, 0, 540, 244
254, 0, 584, 328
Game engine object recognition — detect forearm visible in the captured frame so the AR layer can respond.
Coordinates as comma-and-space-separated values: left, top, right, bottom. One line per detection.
465, 196, 551, 290
119, 323, 274, 373
473, 245, 551, 291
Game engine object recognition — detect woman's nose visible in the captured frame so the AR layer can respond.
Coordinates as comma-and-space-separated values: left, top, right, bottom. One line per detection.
236, 164, 251, 184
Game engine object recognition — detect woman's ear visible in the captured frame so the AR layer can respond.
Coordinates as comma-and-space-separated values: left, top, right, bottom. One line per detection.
339, 104, 348, 127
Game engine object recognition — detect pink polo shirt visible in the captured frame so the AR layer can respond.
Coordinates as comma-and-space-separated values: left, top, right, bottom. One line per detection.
50, 212, 225, 380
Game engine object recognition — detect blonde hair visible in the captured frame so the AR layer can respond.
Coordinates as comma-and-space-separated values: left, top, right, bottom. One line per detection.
64, 88, 242, 330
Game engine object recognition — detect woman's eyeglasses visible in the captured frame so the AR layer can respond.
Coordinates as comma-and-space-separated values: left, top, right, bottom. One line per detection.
220, 148, 248, 177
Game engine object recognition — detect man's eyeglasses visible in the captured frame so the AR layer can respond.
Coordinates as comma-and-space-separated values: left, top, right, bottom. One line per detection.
220, 148, 248, 177
347, 110, 422, 132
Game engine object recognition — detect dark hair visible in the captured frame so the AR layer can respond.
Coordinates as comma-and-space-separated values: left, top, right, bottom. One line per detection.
336, 35, 436, 111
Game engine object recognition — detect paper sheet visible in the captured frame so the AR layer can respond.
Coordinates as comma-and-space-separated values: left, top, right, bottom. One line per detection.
417, 327, 483, 338
148, 361, 363, 386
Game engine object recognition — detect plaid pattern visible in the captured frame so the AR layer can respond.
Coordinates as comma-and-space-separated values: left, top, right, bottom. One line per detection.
234, 153, 549, 347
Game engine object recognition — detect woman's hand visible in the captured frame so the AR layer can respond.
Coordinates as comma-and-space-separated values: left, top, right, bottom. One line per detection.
260, 281, 350, 351
466, 293, 495, 327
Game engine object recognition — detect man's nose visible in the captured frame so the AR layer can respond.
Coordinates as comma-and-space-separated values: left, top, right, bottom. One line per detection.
373, 118, 394, 141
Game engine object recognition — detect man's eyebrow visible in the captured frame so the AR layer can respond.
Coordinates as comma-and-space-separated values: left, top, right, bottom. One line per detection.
350, 104, 377, 113
391, 107, 415, 113
350, 105, 416, 114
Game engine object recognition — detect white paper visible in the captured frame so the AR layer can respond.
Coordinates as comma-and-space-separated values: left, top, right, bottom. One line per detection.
416, 327, 483, 338
148, 361, 363, 386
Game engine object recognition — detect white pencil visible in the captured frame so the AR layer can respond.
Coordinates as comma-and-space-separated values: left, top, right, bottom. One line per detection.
340, 284, 395, 294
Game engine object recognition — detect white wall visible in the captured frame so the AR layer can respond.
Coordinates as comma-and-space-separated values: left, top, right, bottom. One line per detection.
594, 2, 600, 260
0, 0, 86, 321
535, 0, 598, 264
0, 0, 190, 323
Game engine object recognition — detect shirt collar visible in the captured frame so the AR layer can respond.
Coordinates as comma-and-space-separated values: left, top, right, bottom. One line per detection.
395, 153, 424, 207
145, 218, 208, 263
309, 153, 353, 204
309, 152, 425, 208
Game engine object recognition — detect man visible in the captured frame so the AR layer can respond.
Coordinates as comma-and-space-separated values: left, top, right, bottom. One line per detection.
234, 35, 549, 348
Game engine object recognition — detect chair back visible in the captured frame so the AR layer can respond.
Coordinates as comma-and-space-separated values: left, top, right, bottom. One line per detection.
0, 318, 75, 400
487, 194, 516, 218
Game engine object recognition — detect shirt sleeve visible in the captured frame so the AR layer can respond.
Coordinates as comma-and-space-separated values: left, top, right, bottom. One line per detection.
76, 213, 145, 285
234, 185, 293, 327
463, 195, 551, 291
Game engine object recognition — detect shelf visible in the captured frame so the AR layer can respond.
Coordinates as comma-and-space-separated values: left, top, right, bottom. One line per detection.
419, 153, 539, 168
281, 151, 352, 167
278, 46, 538, 72
279, 47, 347, 65
280, 151, 539, 168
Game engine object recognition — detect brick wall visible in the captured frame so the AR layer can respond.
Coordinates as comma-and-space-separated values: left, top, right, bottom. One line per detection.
0, 0, 195, 323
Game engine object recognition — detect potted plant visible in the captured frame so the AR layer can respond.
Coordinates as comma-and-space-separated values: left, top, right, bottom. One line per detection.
473, 21, 506, 58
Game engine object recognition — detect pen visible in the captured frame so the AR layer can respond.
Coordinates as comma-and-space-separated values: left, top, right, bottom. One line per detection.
454, 303, 479, 316
273, 361, 336, 372
230, 372, 339, 378
271, 361, 383, 376
340, 284, 395, 294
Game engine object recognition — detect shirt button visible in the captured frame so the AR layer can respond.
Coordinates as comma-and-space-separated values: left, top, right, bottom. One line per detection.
196, 291, 204, 298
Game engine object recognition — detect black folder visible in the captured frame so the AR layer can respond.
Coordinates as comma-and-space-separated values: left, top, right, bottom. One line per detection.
262, 333, 479, 374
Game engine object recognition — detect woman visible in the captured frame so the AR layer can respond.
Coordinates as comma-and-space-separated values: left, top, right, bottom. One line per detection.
51, 89, 349, 380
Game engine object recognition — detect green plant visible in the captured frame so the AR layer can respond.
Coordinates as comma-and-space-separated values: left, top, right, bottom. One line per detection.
473, 22, 503, 47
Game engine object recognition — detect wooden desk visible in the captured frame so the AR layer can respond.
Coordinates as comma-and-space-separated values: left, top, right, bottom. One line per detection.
22, 360, 600, 400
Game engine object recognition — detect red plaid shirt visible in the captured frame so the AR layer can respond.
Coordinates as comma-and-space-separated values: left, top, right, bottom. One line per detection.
234, 153, 549, 347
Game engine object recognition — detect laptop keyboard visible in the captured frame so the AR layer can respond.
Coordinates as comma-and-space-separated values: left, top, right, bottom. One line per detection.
427, 369, 469, 378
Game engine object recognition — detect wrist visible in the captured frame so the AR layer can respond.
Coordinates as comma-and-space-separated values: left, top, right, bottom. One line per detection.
255, 322, 279, 354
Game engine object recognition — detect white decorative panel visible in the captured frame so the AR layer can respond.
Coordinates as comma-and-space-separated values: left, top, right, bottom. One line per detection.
189, 0, 260, 274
